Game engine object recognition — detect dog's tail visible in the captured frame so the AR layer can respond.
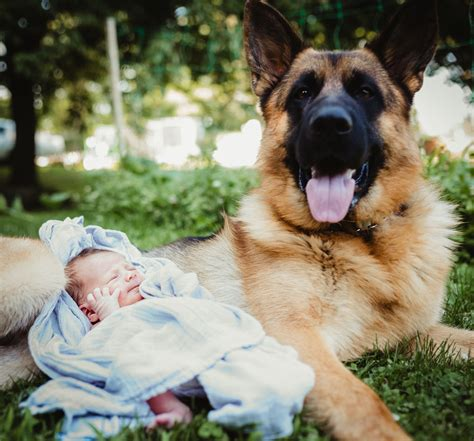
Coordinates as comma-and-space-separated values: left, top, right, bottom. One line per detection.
0, 237, 66, 387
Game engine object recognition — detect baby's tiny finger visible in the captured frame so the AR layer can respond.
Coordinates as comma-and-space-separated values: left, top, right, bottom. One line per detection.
93, 287, 101, 300
102, 286, 110, 297
112, 288, 120, 299
87, 293, 95, 305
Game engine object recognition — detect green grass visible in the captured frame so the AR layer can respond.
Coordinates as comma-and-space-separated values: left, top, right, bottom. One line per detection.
0, 164, 473, 441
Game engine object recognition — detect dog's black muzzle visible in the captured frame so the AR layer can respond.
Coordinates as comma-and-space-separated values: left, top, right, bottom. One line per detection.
295, 97, 370, 176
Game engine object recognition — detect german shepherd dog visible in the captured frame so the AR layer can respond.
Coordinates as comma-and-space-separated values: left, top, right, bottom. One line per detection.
149, 0, 474, 439
0, 0, 473, 440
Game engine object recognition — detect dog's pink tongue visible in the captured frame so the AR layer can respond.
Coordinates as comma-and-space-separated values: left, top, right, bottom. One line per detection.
306, 173, 355, 223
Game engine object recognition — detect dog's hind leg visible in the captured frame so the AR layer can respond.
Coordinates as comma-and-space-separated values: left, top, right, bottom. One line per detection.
263, 323, 411, 441
415, 323, 474, 359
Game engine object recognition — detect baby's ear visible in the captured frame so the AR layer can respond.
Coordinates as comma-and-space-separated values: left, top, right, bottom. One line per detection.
79, 304, 99, 324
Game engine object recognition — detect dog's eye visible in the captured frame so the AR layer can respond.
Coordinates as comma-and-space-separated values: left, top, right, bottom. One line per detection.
356, 86, 374, 100
295, 88, 311, 100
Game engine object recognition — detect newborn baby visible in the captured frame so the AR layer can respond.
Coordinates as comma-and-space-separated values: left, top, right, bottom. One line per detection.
66, 248, 192, 429
26, 218, 314, 441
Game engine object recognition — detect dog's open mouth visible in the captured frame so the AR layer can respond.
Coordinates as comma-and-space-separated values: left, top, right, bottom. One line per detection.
298, 162, 369, 223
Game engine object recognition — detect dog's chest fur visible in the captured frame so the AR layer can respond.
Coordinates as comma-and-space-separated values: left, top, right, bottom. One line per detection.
228, 186, 456, 360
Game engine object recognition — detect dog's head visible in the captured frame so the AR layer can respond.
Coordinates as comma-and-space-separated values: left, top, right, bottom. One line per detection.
244, 0, 438, 229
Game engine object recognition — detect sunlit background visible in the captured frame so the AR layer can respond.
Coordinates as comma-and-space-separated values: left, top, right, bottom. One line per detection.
0, 0, 471, 178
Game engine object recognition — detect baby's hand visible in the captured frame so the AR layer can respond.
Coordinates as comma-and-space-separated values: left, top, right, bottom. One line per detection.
86, 287, 120, 321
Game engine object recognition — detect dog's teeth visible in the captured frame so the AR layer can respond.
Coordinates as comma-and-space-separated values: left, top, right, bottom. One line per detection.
345, 169, 355, 178
311, 167, 318, 178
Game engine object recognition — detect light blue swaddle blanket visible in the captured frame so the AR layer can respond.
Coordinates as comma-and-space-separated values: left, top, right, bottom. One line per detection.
22, 217, 315, 440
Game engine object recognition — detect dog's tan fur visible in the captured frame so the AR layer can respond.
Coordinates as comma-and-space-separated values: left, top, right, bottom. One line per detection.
0, 237, 65, 337
0, 1, 473, 440
0, 237, 65, 386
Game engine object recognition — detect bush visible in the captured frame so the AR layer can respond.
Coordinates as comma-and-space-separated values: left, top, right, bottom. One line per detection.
79, 164, 259, 236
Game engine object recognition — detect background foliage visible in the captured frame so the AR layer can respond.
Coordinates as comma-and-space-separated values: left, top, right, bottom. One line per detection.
0, 0, 471, 160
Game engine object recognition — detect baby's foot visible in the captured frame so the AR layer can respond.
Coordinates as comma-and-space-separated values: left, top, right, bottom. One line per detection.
86, 287, 120, 321
148, 404, 192, 429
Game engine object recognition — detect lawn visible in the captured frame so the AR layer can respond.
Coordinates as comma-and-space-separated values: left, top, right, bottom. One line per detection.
0, 156, 472, 441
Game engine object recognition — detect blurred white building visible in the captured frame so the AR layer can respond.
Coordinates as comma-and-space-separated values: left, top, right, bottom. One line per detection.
83, 126, 118, 170
36, 131, 65, 156
213, 119, 261, 168
145, 117, 201, 166
414, 68, 473, 154
0, 118, 65, 164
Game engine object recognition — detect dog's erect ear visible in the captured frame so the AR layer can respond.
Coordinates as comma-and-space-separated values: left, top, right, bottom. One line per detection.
367, 0, 438, 99
244, 0, 304, 96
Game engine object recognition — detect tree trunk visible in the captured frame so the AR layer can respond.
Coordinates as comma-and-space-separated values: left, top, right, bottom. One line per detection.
9, 71, 38, 188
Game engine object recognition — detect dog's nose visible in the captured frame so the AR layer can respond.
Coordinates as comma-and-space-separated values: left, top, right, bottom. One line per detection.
310, 106, 353, 135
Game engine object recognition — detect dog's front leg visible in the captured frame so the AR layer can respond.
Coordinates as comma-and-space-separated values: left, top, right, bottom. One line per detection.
416, 323, 474, 358
264, 323, 410, 441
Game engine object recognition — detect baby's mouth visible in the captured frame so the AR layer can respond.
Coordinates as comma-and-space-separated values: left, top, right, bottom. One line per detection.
129, 284, 141, 296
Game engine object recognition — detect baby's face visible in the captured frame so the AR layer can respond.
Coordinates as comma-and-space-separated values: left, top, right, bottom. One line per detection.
75, 251, 144, 307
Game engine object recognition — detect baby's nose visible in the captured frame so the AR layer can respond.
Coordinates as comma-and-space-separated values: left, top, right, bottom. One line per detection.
125, 271, 136, 282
